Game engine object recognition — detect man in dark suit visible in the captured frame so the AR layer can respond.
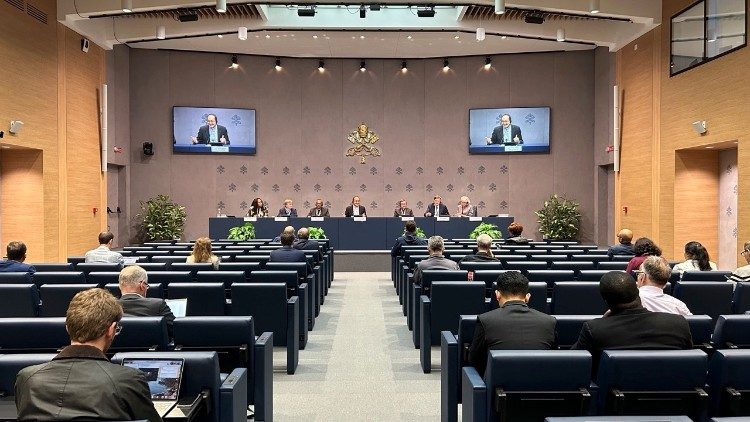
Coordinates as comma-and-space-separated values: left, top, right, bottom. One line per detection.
391, 221, 427, 257
277, 198, 298, 217
307, 198, 330, 217
393, 199, 414, 217
293, 227, 321, 261
344, 195, 367, 217
192, 113, 230, 145
489, 113, 523, 145
424, 195, 450, 217
270, 232, 308, 265
572, 271, 693, 369
460, 234, 499, 263
117, 265, 175, 338
468, 271, 556, 375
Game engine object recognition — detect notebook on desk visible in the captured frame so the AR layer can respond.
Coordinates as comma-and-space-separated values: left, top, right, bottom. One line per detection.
165, 298, 187, 318
122, 358, 185, 417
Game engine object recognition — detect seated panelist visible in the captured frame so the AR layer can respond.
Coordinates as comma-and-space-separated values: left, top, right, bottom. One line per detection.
424, 195, 450, 217
455, 196, 478, 217
307, 198, 330, 217
344, 196, 367, 217
247, 197, 270, 217
393, 199, 414, 217
277, 198, 298, 217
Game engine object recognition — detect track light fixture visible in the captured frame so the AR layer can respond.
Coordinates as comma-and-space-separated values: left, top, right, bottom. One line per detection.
556, 28, 566, 42
494, 0, 505, 14
360, 60, 366, 72
318, 60, 325, 72
443, 59, 450, 72
216, 0, 227, 13
476, 27, 485, 42
484, 56, 492, 69
417, 6, 435, 17
275, 58, 282, 71
156, 25, 166, 40
238, 26, 248, 41
360, 5, 366, 18
298, 5, 316, 17
401, 60, 408, 72
230, 55, 239, 69
525, 12, 544, 24
121, 0, 132, 13
589, 0, 600, 14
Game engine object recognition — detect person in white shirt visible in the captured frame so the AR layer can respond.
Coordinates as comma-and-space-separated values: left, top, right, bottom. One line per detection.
672, 241, 717, 273
636, 255, 692, 316
728, 241, 750, 283
84, 232, 124, 264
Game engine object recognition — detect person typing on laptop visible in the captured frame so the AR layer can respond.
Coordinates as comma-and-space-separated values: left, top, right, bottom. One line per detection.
14, 288, 162, 422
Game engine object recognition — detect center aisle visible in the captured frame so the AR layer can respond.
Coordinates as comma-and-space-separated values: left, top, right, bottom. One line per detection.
273, 272, 441, 421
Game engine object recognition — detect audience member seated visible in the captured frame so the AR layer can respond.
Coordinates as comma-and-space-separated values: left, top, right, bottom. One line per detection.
607, 228, 635, 257
307, 198, 330, 217
118, 265, 175, 338
636, 256, 692, 316
272, 225, 296, 243
246, 197, 269, 217
460, 234, 499, 263
393, 199, 414, 217
391, 221, 427, 257
14, 288, 161, 422
344, 195, 367, 217
572, 271, 693, 369
672, 240, 717, 272
728, 240, 750, 282
505, 222, 529, 245
84, 231, 124, 264
293, 227, 321, 259
186, 237, 220, 269
270, 232, 307, 264
277, 198, 298, 217
625, 237, 662, 275
423, 195, 449, 217
413, 236, 459, 286
0, 241, 36, 274
468, 272, 556, 375
455, 196, 478, 217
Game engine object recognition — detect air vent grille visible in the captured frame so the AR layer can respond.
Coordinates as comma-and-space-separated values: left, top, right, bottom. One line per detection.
4, 0, 24, 11
26, 3, 48, 25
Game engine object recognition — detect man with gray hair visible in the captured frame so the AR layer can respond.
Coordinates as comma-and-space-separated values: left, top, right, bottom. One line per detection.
460, 234, 499, 263
293, 227, 321, 261
636, 256, 691, 316
118, 265, 175, 337
413, 236, 459, 286
728, 240, 750, 282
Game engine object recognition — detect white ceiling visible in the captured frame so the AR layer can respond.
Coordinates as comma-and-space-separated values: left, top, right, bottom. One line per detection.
58, 0, 662, 58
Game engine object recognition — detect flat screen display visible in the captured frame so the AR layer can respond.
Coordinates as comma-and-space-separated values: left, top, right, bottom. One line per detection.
173, 106, 256, 154
468, 107, 550, 154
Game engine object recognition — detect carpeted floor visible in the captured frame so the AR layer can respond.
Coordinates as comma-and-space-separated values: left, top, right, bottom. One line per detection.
272, 272, 442, 421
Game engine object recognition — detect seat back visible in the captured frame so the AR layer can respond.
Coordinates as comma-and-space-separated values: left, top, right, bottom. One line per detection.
110, 316, 169, 352
598, 261, 628, 271
173, 316, 255, 372
168, 283, 226, 316
231, 283, 289, 346
551, 282, 607, 315
707, 350, 750, 416
732, 282, 750, 314
504, 261, 548, 273
553, 315, 599, 349
428, 282, 486, 344
0, 354, 57, 396
420, 270, 468, 290
265, 262, 308, 278
681, 271, 733, 282
66, 256, 86, 266
459, 261, 504, 272
130, 262, 168, 271
86, 271, 121, 287
75, 262, 122, 274
151, 256, 191, 265
712, 315, 750, 349
169, 263, 214, 275
39, 284, 95, 317
249, 271, 299, 289
551, 261, 595, 272
473, 270, 511, 291
526, 270, 576, 288
578, 270, 616, 281
673, 281, 734, 321
218, 262, 261, 277
0, 284, 40, 317
31, 271, 86, 286
147, 271, 192, 286
29, 263, 74, 272
196, 271, 246, 289
0, 272, 33, 285
0, 317, 68, 352
685, 314, 715, 347
104, 283, 164, 299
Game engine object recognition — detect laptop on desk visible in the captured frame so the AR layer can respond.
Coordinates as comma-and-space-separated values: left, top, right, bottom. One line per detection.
122, 358, 185, 417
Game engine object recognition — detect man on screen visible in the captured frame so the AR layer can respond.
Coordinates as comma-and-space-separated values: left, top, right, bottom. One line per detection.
192, 114, 230, 145
488, 113, 523, 145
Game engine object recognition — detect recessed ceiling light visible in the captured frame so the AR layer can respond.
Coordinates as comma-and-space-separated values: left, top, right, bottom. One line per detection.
218, 34, 223, 38
265, 34, 270, 39
360, 35, 365, 39
313, 35, 318, 39
282, 34, 287, 37
407, 35, 413, 40
454, 35, 459, 39
501, 35, 507, 39
351, 36, 356, 39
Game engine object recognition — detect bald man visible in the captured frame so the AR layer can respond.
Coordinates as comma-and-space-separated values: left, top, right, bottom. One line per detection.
607, 229, 635, 257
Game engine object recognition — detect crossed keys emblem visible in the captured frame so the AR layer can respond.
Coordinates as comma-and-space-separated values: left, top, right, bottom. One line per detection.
346, 122, 381, 164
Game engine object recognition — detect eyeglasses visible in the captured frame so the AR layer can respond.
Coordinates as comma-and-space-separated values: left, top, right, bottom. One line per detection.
115, 322, 123, 336
140, 280, 150, 289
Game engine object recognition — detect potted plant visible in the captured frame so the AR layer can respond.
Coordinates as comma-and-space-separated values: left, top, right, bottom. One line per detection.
308, 227, 327, 239
135, 194, 187, 242
534, 194, 582, 241
228, 222, 256, 240
469, 223, 502, 240
404, 226, 426, 238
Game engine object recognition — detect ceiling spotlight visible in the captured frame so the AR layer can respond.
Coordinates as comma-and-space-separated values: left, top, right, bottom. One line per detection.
156, 25, 166, 40
298, 6, 316, 17
360, 60, 366, 72
360, 5, 366, 18
238, 26, 248, 41
476, 27, 485, 42
265, 34, 270, 39
370, 4, 381, 11
525, 12, 545, 24
407, 35, 413, 40
484, 56, 492, 69
230, 55, 239, 69
216, 0, 227, 13
218, 34, 223, 38
121, 0, 132, 13
443, 59, 450, 72
589, 0, 600, 14
313, 34, 318, 39
360, 35, 365, 39
318, 60, 325, 72
417, 6, 435, 17
401, 60, 408, 72
494, 0, 505, 14
556, 28, 566, 42
501, 35, 507, 39
275, 58, 282, 71
178, 12, 198, 22
454, 35, 460, 40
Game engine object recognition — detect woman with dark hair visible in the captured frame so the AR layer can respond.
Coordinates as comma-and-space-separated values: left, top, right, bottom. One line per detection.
625, 237, 662, 275
247, 197, 269, 217
673, 241, 717, 272
505, 222, 529, 245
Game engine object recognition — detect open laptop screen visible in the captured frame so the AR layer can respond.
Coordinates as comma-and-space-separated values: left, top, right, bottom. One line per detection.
122, 358, 184, 400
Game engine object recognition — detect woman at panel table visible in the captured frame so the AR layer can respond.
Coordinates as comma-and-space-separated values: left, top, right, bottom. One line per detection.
186, 237, 221, 270
247, 197, 270, 217
455, 196, 478, 217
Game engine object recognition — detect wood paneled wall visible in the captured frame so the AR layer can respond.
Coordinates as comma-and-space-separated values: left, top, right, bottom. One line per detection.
0, 150, 44, 261
0, 0, 106, 261
674, 150, 719, 259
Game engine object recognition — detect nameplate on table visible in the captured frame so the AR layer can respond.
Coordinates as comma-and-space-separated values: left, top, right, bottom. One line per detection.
353, 217, 367, 222
436, 216, 450, 222
400, 217, 414, 222
310, 217, 324, 222
469, 216, 482, 222
504, 145, 522, 152
210, 146, 230, 153
275, 217, 288, 222
497, 214, 510, 217
244, 217, 257, 222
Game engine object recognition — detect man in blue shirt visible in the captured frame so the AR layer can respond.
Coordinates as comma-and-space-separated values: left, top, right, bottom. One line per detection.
607, 228, 635, 257
0, 241, 36, 273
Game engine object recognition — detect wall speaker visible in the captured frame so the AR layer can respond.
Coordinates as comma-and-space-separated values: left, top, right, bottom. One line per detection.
9, 120, 23, 134
81, 38, 89, 53
692, 120, 707, 134
142, 142, 154, 156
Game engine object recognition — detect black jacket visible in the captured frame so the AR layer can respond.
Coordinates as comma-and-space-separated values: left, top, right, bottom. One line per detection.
15, 345, 162, 422
490, 124, 523, 144
459, 252, 499, 263
269, 245, 313, 273
468, 301, 556, 375
196, 124, 229, 144
119, 294, 176, 338
424, 203, 449, 217
344, 205, 367, 217
391, 233, 427, 257
277, 207, 298, 217
293, 238, 321, 261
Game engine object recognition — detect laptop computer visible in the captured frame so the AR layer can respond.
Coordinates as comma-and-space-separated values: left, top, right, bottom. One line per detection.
122, 358, 185, 417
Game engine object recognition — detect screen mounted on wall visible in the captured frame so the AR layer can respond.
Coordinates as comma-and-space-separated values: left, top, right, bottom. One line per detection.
173, 106, 256, 155
468, 107, 550, 154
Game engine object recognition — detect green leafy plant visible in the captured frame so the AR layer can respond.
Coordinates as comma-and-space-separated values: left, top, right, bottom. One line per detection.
135, 195, 187, 242
535, 194, 582, 240
307, 227, 327, 239
404, 227, 426, 238
469, 223, 502, 240
228, 222, 256, 240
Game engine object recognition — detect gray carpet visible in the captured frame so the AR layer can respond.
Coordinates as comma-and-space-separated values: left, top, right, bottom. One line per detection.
272, 272, 442, 421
